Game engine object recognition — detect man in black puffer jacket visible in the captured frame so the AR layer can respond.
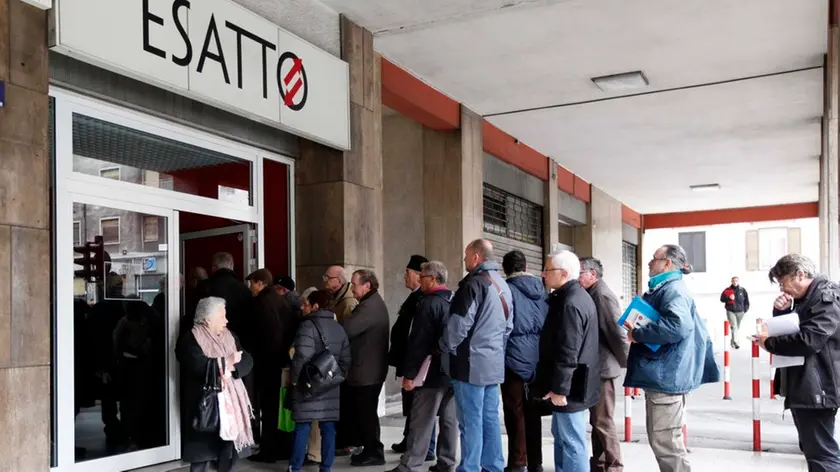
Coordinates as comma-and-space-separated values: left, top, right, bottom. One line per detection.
758, 254, 840, 471
389, 261, 458, 472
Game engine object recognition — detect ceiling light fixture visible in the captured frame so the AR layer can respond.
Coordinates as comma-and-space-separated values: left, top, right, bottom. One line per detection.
690, 183, 721, 192
591, 71, 649, 92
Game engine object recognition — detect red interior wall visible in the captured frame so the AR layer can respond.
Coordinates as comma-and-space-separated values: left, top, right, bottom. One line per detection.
170, 162, 250, 199
183, 232, 246, 281
263, 160, 289, 278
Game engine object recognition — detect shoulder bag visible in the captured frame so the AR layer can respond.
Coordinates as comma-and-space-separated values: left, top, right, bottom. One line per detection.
299, 319, 345, 398
192, 359, 221, 433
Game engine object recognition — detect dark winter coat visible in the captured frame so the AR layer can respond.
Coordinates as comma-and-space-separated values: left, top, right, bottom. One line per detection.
532, 280, 601, 413
196, 269, 253, 349
766, 276, 840, 410
504, 273, 548, 383
251, 287, 298, 369
290, 310, 352, 423
176, 329, 254, 464
404, 288, 453, 389
720, 285, 750, 313
389, 288, 425, 377
341, 290, 390, 386
587, 279, 629, 380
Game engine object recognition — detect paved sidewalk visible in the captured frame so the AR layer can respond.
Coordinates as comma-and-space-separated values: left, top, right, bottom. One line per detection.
135, 426, 807, 472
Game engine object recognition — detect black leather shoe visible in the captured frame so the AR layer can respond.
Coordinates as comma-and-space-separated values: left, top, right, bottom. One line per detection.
425, 454, 436, 462
504, 467, 526, 472
428, 466, 440, 472
527, 466, 544, 472
247, 453, 277, 463
392, 440, 407, 453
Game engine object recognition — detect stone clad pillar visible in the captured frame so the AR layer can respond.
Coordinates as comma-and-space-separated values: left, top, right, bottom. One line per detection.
820, 1, 840, 278
295, 15, 383, 290
0, 0, 51, 470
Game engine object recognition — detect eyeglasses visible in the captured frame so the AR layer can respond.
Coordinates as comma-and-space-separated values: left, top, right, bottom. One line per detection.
419, 275, 434, 280
322, 275, 340, 282
541, 268, 563, 273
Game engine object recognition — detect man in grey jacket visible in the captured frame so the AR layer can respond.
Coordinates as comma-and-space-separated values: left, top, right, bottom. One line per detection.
441, 239, 513, 472
579, 257, 629, 472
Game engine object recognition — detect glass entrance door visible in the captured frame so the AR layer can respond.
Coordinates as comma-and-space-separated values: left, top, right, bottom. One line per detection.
55, 195, 180, 472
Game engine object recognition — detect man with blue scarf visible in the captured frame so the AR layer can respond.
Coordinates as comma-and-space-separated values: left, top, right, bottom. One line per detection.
623, 244, 719, 472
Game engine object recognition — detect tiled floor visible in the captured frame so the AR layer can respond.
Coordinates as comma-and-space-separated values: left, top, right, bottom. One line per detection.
133, 425, 807, 472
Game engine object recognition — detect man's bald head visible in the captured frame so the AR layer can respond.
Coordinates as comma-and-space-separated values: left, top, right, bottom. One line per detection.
464, 239, 493, 272
324, 265, 348, 292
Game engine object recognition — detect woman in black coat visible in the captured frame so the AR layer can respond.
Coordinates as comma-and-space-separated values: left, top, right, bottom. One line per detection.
177, 297, 255, 472
288, 290, 351, 472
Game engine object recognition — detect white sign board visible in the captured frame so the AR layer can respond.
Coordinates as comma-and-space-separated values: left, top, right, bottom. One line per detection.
51, 0, 350, 150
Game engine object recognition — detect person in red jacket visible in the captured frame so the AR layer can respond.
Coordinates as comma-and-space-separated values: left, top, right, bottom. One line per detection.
720, 276, 750, 349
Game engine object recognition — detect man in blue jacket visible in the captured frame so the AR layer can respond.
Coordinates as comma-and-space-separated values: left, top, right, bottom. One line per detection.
624, 244, 719, 472
500, 250, 548, 472
441, 239, 513, 472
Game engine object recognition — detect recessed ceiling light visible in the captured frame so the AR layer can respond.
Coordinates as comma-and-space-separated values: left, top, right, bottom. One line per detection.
591, 71, 649, 92
690, 183, 721, 192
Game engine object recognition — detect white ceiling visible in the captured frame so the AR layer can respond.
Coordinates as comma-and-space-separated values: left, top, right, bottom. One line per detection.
319, 0, 827, 214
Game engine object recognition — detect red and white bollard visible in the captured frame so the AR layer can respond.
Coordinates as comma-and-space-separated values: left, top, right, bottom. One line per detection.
624, 387, 632, 442
752, 318, 762, 452
769, 354, 777, 400
723, 320, 732, 400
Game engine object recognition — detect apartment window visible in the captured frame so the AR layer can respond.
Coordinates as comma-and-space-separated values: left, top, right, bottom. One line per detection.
746, 227, 801, 271
482, 183, 543, 246
73, 221, 82, 246
100, 217, 120, 245
99, 167, 121, 180
678, 231, 707, 273
143, 216, 159, 242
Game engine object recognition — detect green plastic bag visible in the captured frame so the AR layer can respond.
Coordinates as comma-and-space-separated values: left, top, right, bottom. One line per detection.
278, 386, 296, 432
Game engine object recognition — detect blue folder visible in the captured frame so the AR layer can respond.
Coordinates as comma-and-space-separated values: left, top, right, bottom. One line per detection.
617, 296, 662, 352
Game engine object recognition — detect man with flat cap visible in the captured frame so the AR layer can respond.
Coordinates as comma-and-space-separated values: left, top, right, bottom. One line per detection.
389, 255, 436, 461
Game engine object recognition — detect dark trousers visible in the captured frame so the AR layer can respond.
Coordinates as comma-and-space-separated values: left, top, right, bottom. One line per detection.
500, 369, 543, 468
190, 454, 237, 472
346, 383, 385, 459
336, 384, 361, 449
791, 408, 840, 472
256, 366, 282, 459
589, 378, 623, 472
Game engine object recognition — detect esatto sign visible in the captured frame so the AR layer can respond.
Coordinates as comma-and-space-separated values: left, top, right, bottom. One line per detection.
50, 0, 350, 150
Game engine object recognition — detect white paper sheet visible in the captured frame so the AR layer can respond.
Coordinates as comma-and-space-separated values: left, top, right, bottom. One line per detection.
763, 313, 804, 367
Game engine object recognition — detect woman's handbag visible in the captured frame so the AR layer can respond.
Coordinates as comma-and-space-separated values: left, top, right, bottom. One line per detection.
299, 319, 345, 398
192, 359, 221, 433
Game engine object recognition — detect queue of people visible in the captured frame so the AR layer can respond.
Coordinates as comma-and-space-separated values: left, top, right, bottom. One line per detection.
174, 241, 727, 472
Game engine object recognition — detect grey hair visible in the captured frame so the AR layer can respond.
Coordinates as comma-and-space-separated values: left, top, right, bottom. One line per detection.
194, 296, 226, 323
421, 260, 448, 285
768, 254, 817, 283
547, 250, 580, 280
212, 252, 234, 270
301, 286, 318, 301
662, 244, 692, 274
580, 257, 603, 279
467, 239, 494, 261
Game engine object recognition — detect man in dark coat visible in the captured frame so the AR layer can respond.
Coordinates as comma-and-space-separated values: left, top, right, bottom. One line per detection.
389, 255, 436, 457
500, 250, 547, 472
579, 257, 629, 472
720, 276, 750, 349
389, 261, 457, 472
341, 269, 391, 466
758, 254, 840, 471
246, 268, 299, 463
195, 253, 252, 346
533, 250, 600, 472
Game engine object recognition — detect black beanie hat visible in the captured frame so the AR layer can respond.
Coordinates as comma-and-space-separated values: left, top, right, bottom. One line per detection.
406, 255, 429, 272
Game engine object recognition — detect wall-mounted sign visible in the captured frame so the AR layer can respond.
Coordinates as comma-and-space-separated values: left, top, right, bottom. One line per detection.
50, 0, 350, 150
142, 257, 157, 272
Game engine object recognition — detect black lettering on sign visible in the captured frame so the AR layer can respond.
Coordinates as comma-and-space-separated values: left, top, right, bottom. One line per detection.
197, 14, 230, 85
142, 0, 166, 59
224, 21, 276, 98
171, 0, 192, 67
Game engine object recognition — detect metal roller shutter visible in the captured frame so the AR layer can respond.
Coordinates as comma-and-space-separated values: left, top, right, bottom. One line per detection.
483, 183, 544, 276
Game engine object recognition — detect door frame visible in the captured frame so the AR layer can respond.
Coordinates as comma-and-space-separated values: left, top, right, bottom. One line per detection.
50, 88, 291, 471
180, 224, 256, 279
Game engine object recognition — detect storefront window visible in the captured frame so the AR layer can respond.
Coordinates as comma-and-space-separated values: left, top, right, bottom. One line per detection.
72, 113, 253, 205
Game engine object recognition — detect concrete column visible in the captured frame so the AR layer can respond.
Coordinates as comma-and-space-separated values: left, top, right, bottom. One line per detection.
820, 3, 840, 278
573, 187, 623, 291
0, 1, 51, 470
544, 161, 559, 256
295, 15, 383, 289
423, 106, 484, 284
